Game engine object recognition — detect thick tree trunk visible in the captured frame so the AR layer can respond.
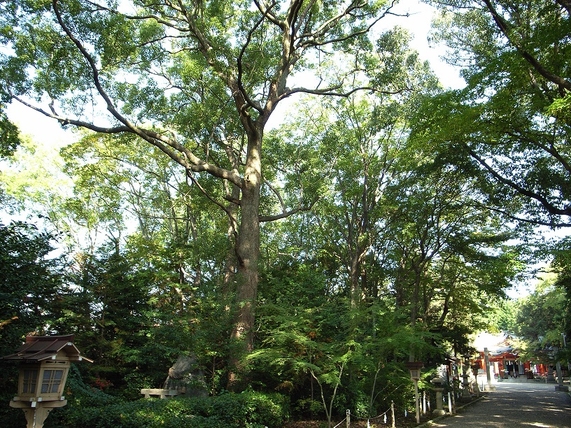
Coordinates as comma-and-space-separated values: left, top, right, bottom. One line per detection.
228, 126, 262, 389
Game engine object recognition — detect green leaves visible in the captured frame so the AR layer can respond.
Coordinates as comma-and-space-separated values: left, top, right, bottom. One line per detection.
0, 1, 552, 423
0, 109, 20, 157
0, 222, 62, 357
509, 276, 567, 363
426, 0, 571, 226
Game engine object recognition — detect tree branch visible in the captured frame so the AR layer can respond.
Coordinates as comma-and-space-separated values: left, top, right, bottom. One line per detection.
298, 0, 398, 49
482, 0, 571, 92
468, 146, 571, 216
13, 95, 130, 134
52, 0, 137, 130
187, 171, 240, 232
259, 198, 317, 223
472, 200, 571, 228
46, 1, 244, 188
284, 85, 406, 100
237, 4, 274, 113
505, 130, 571, 175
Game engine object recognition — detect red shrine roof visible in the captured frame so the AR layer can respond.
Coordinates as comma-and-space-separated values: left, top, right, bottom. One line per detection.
474, 332, 520, 361
2, 334, 93, 363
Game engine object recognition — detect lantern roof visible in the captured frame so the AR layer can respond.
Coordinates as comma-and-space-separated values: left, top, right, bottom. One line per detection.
2, 334, 92, 363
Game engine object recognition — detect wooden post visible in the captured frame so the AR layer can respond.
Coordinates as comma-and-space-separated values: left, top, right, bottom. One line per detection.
346, 409, 350, 427
10, 401, 67, 428
405, 361, 423, 425
391, 401, 396, 428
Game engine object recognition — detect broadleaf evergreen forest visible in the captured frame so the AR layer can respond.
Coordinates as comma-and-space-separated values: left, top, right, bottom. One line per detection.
1, 0, 571, 426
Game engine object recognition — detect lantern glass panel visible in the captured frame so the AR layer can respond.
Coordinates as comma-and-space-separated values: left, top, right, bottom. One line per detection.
22, 369, 38, 394
41, 369, 64, 394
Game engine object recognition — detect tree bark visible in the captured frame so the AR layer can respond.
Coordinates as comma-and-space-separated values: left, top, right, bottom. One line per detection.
228, 124, 262, 388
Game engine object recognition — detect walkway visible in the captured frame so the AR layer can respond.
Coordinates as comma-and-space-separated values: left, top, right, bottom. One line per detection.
429, 380, 571, 427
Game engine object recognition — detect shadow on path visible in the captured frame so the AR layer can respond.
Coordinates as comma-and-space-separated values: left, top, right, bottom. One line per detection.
428, 381, 571, 427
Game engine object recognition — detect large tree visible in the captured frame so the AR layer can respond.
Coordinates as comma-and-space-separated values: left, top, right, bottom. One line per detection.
0, 0, 407, 382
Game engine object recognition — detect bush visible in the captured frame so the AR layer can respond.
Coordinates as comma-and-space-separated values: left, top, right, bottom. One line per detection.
46, 389, 290, 428
212, 391, 290, 427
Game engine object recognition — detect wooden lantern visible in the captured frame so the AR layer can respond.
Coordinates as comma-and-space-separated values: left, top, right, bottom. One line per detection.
2, 335, 92, 428
405, 361, 424, 424
405, 361, 424, 381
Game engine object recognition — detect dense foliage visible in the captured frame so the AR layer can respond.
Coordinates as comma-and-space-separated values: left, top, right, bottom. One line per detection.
0, 222, 62, 356
416, 0, 571, 227
1, 0, 570, 426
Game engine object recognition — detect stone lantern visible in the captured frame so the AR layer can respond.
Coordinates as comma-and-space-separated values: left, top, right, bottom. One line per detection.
431, 377, 446, 416
405, 361, 423, 382
2, 335, 92, 428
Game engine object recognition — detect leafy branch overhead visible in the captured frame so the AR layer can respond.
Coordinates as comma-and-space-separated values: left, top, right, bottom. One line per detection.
419, 0, 571, 226
1, 0, 425, 383
4, 0, 403, 187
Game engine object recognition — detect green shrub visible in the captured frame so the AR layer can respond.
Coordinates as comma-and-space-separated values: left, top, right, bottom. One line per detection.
46, 389, 289, 428
211, 391, 290, 427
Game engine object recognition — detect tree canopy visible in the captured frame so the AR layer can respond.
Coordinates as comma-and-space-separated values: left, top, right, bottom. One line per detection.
0, 0, 434, 386
415, 0, 571, 227
0, 0, 568, 426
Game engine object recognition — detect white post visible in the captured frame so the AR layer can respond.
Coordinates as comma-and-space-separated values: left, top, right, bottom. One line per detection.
563, 333, 571, 372
447, 392, 452, 414
414, 380, 420, 424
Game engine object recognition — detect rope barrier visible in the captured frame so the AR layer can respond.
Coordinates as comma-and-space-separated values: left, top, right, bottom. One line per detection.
361, 409, 389, 420
346, 400, 396, 427
332, 417, 347, 428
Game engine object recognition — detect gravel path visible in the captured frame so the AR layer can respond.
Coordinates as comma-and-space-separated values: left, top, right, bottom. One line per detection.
429, 381, 571, 428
